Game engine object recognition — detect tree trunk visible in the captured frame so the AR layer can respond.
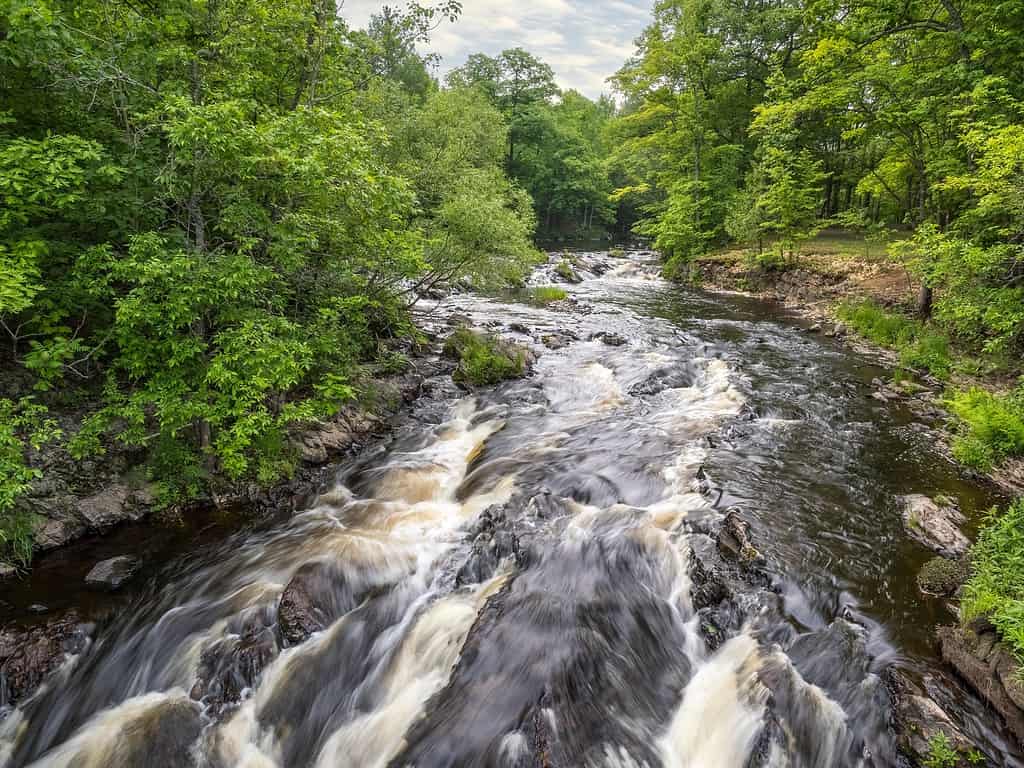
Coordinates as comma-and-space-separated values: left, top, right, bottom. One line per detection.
917, 284, 934, 320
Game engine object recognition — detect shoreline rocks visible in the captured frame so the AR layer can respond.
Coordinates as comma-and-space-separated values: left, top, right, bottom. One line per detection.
937, 622, 1024, 746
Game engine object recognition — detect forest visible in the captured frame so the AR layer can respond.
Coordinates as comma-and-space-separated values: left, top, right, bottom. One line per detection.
1, 0, 1023, 576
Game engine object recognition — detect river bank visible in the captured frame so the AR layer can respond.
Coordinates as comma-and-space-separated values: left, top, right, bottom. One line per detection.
2, 249, 1023, 767
692, 244, 1024, 497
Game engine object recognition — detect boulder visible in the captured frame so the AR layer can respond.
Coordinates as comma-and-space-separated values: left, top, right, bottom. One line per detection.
0, 562, 17, 580
192, 608, 278, 718
0, 612, 90, 706
938, 623, 1024, 745
900, 495, 969, 558
78, 485, 133, 529
277, 562, 368, 647
33, 516, 86, 551
85, 555, 142, 591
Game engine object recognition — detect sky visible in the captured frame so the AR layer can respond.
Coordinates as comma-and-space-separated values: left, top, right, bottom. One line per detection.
338, 0, 653, 99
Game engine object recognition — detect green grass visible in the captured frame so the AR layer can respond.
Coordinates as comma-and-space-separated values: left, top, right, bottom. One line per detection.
529, 285, 568, 303
947, 386, 1024, 471
962, 499, 1024, 661
837, 299, 953, 380
444, 328, 527, 387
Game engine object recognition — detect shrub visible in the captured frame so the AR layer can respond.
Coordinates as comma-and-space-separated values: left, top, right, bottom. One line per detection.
0, 398, 61, 566
609, 248, 626, 258
947, 387, 1024, 470
917, 556, 969, 596
961, 499, 1024, 660
443, 329, 527, 387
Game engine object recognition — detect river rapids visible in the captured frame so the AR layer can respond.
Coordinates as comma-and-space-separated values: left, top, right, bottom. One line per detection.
1, 250, 1020, 767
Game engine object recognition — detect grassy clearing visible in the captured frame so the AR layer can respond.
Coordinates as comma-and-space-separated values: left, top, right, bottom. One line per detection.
961, 499, 1024, 661
443, 328, 527, 387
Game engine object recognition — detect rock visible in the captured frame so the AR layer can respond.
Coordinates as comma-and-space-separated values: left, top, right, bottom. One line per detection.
830, 323, 848, 337
192, 607, 278, 718
900, 495, 969, 558
33, 516, 86, 551
27, 604, 49, 614
78, 484, 133, 529
917, 556, 969, 597
807, 324, 823, 334
589, 332, 627, 347
277, 562, 371, 647
0, 612, 90, 706
85, 555, 142, 591
542, 334, 565, 350
887, 668, 976, 765
508, 323, 531, 335
938, 624, 1024, 745
716, 509, 762, 564
0, 562, 17, 580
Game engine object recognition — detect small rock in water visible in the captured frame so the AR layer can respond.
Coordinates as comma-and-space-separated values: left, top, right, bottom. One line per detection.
900, 494, 969, 558
85, 555, 142, 591
589, 332, 627, 347
507, 323, 531, 335
916, 555, 969, 597
27, 604, 49, 615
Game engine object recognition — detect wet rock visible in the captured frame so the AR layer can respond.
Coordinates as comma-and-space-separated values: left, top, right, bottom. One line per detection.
193, 607, 278, 718
916, 556, 969, 597
508, 323, 531, 335
0, 562, 16, 580
85, 555, 142, 591
938, 623, 1024, 745
27, 604, 49, 614
456, 507, 522, 587
716, 509, 762, 564
900, 494, 969, 558
277, 561, 370, 647
628, 365, 696, 397
542, 334, 566, 350
887, 668, 976, 766
588, 332, 627, 347
828, 323, 848, 338
0, 612, 90, 706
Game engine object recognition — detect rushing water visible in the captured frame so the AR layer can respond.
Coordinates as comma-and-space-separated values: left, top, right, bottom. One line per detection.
1, 251, 1020, 767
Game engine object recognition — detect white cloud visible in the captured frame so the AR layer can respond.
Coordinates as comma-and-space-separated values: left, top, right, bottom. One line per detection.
339, 0, 653, 99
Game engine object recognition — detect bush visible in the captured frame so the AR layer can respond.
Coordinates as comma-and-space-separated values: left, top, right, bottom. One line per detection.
0, 398, 60, 566
917, 556, 969, 596
961, 499, 1024, 660
947, 387, 1024, 470
443, 328, 527, 387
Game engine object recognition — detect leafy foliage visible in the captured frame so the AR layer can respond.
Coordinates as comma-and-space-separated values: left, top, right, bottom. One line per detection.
0, 0, 543, 550
962, 500, 1024, 661
947, 386, 1024, 470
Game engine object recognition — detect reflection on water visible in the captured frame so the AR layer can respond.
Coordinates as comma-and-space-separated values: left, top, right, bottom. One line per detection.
1, 251, 1019, 767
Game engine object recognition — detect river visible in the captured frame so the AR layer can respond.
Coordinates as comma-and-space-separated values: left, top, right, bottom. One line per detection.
1, 249, 1019, 767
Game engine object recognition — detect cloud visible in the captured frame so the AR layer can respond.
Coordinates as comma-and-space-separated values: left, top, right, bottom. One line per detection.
338, 0, 652, 98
